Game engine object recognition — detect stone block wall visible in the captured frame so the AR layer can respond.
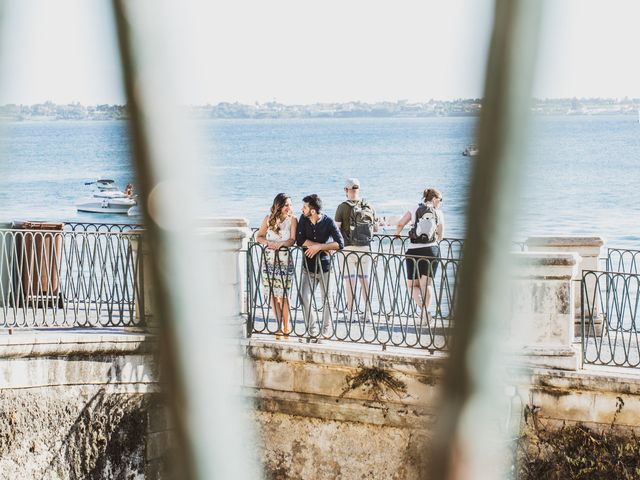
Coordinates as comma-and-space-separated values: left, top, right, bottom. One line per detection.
245, 339, 640, 479
0, 330, 164, 479
244, 340, 445, 479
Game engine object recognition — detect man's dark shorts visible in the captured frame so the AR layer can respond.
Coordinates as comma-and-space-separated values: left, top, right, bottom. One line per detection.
405, 245, 440, 280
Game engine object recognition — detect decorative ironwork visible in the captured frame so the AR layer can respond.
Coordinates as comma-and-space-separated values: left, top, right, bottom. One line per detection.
247, 242, 459, 350
607, 248, 640, 274
582, 269, 640, 367
0, 227, 143, 328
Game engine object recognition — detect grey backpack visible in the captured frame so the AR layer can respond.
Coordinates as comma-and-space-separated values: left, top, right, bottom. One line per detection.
408, 203, 438, 243
347, 200, 376, 246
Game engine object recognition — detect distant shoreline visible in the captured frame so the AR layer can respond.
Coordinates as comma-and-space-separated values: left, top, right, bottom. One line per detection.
0, 98, 638, 121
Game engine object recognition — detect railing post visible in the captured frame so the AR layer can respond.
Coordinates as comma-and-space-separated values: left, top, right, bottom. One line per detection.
510, 252, 581, 370
198, 218, 251, 335
130, 231, 154, 329
525, 236, 605, 335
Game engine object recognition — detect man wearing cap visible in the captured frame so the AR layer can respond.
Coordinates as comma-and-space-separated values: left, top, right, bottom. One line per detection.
296, 194, 344, 342
335, 178, 378, 322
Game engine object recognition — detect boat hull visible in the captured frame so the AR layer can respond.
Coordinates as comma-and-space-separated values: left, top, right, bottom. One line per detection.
76, 199, 136, 214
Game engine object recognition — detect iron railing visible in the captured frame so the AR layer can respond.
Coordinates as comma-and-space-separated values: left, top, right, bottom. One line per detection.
0, 227, 144, 329
64, 222, 144, 233
249, 228, 528, 258
607, 248, 640, 275
246, 242, 459, 350
250, 228, 465, 258
582, 269, 640, 367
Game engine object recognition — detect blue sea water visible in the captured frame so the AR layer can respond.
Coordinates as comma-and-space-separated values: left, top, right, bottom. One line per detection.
0, 116, 638, 247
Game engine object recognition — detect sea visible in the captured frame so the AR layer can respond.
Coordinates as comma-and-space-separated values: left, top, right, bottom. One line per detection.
0, 115, 638, 247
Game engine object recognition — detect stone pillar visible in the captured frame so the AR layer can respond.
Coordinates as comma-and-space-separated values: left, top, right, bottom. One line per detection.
510, 252, 581, 370
525, 236, 605, 334
198, 218, 251, 334
130, 219, 250, 333
130, 231, 154, 329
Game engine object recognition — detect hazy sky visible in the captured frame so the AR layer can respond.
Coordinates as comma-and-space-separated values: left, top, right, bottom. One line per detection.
0, 0, 638, 105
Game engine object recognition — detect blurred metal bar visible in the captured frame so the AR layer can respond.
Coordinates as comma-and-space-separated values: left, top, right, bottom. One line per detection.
111, 2, 258, 479
432, 0, 543, 478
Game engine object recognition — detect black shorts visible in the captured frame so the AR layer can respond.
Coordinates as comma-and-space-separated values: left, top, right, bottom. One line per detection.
405, 246, 440, 280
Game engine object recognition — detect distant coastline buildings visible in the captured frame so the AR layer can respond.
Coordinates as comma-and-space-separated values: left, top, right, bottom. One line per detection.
0, 98, 638, 121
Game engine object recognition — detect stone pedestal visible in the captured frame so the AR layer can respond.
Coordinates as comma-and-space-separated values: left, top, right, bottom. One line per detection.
130, 231, 154, 329
130, 219, 250, 333
525, 236, 605, 336
510, 252, 581, 370
197, 218, 251, 335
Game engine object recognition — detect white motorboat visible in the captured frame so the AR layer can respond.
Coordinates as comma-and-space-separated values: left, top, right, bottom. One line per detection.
462, 144, 479, 157
76, 179, 137, 214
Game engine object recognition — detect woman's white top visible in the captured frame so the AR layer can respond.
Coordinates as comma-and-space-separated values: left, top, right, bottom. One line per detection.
265, 216, 292, 242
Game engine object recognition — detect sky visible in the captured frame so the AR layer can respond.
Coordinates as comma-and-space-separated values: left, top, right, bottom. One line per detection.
0, 0, 638, 105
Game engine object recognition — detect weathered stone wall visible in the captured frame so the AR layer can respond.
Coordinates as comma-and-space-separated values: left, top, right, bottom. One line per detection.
0, 330, 165, 480
0, 387, 149, 479
245, 339, 640, 479
253, 410, 428, 480
244, 339, 443, 479
518, 367, 640, 431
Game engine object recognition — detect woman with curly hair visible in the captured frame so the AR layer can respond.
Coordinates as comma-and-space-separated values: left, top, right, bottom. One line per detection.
256, 193, 297, 339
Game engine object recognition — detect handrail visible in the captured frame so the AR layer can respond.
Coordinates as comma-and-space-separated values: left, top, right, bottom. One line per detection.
0, 227, 143, 329
582, 269, 640, 368
607, 247, 640, 274
64, 222, 145, 233
246, 242, 459, 350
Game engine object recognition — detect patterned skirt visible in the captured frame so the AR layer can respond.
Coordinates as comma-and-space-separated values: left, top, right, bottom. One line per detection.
261, 248, 294, 298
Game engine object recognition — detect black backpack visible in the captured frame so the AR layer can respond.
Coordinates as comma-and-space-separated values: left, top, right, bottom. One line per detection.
408, 203, 438, 243
346, 199, 376, 246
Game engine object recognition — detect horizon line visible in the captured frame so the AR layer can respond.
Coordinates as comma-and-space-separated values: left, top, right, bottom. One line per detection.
1, 97, 640, 107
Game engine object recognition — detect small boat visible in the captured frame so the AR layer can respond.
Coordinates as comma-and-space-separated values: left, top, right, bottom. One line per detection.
462, 144, 479, 157
76, 179, 137, 214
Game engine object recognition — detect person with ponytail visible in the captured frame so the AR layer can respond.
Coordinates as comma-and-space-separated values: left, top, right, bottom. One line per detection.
256, 193, 297, 339
394, 187, 444, 323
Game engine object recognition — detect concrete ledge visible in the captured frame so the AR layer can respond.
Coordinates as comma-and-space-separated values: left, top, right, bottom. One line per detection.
0, 328, 156, 358
198, 217, 249, 229
0, 329, 159, 390
512, 365, 640, 429
511, 252, 581, 282
245, 339, 446, 429
526, 236, 605, 249
508, 345, 581, 371
249, 388, 435, 429
530, 366, 640, 395
245, 338, 447, 376
512, 251, 581, 267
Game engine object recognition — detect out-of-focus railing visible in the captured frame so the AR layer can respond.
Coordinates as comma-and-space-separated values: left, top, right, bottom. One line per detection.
246, 242, 459, 350
582, 269, 640, 368
0, 227, 144, 329
607, 247, 639, 274
64, 222, 144, 233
